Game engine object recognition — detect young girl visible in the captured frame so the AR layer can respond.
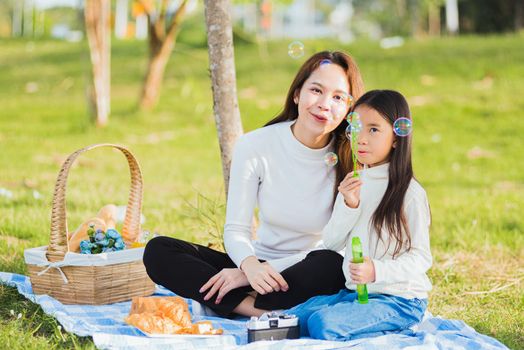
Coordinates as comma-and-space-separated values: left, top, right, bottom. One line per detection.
286, 89, 432, 341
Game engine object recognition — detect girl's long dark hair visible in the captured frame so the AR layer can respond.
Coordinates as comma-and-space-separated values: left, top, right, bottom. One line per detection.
264, 51, 364, 203
353, 90, 414, 258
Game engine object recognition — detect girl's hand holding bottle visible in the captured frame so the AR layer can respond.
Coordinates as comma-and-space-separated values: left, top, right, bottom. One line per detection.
349, 256, 376, 284
338, 172, 362, 208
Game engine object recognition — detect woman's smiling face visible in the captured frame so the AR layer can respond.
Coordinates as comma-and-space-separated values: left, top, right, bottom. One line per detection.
294, 63, 351, 139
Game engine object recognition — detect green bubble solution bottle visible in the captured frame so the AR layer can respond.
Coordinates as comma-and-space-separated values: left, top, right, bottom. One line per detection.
351, 236, 369, 304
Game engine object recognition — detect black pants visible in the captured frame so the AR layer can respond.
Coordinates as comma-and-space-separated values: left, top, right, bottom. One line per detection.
143, 236, 345, 318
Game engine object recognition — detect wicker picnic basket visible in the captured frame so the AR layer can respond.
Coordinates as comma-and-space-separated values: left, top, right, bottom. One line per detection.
25, 143, 155, 304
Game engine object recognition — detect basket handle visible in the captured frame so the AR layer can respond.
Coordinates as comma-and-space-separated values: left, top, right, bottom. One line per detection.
47, 143, 143, 262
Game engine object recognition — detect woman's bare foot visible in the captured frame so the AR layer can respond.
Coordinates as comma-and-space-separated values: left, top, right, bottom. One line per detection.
232, 295, 267, 317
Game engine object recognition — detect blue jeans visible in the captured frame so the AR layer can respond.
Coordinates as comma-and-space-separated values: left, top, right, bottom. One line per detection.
286, 289, 427, 341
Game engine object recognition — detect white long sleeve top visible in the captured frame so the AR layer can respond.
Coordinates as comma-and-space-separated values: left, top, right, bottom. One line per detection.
323, 163, 433, 299
223, 120, 336, 272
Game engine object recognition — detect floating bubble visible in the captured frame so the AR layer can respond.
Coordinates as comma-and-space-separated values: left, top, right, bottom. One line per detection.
347, 94, 354, 108
331, 104, 348, 121
319, 59, 332, 66
324, 152, 338, 166
352, 120, 362, 133
288, 41, 305, 59
393, 117, 412, 136
346, 112, 362, 134
345, 124, 352, 140
346, 111, 358, 123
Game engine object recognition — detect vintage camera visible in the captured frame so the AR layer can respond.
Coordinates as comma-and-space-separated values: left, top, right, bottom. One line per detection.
246, 312, 300, 343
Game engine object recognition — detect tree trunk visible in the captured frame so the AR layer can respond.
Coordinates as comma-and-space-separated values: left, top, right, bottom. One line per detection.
410, 1, 425, 38
396, 0, 406, 18
140, 33, 175, 109
445, 0, 459, 35
516, 0, 524, 31
139, 0, 188, 110
85, 0, 111, 127
12, 1, 23, 37
204, 0, 244, 196
428, 3, 441, 36
115, 0, 128, 39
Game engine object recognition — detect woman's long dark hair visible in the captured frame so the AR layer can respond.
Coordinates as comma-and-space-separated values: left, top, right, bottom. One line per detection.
352, 90, 414, 258
264, 51, 364, 203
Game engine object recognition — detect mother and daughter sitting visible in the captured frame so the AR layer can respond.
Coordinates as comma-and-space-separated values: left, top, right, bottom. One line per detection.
143, 50, 432, 341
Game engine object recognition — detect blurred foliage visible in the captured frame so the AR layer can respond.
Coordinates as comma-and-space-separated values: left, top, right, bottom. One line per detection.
350, 0, 521, 37
459, 0, 521, 33
0, 0, 522, 39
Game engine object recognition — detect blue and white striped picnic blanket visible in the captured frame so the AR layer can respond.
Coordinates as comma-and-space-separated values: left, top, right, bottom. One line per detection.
0, 272, 509, 350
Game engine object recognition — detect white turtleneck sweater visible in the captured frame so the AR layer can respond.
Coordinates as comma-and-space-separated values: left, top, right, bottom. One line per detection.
223, 120, 336, 272
323, 163, 432, 299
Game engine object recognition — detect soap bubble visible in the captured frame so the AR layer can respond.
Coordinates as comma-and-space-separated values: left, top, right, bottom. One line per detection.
288, 41, 305, 59
331, 104, 349, 122
347, 112, 362, 132
351, 119, 362, 133
319, 59, 332, 66
347, 94, 354, 108
346, 111, 358, 123
345, 124, 352, 140
393, 117, 412, 136
324, 152, 338, 166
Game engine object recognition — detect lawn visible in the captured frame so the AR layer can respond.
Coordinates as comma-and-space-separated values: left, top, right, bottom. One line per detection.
0, 30, 523, 349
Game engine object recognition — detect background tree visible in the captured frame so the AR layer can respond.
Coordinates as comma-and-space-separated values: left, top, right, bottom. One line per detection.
459, 0, 522, 33
204, 0, 243, 195
138, 0, 189, 110
85, 0, 111, 127
426, 0, 445, 36
516, 0, 524, 31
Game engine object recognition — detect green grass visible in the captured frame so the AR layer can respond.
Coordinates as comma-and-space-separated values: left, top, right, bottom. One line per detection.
0, 33, 523, 349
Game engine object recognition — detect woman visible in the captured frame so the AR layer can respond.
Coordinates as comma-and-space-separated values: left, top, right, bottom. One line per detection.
144, 51, 365, 317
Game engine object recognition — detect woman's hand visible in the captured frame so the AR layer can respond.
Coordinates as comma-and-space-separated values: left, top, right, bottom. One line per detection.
240, 256, 289, 295
338, 172, 362, 208
199, 268, 249, 304
349, 256, 375, 284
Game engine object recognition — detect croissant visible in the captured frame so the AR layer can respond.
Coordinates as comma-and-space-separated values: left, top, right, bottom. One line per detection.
129, 296, 182, 315
125, 313, 183, 334
157, 299, 192, 328
125, 297, 223, 335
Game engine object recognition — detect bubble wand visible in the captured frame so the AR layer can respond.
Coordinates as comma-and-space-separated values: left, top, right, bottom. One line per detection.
351, 236, 369, 304
346, 112, 362, 178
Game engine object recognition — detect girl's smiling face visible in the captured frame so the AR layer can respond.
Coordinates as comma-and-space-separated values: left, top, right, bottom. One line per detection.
354, 105, 396, 168
294, 63, 351, 140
